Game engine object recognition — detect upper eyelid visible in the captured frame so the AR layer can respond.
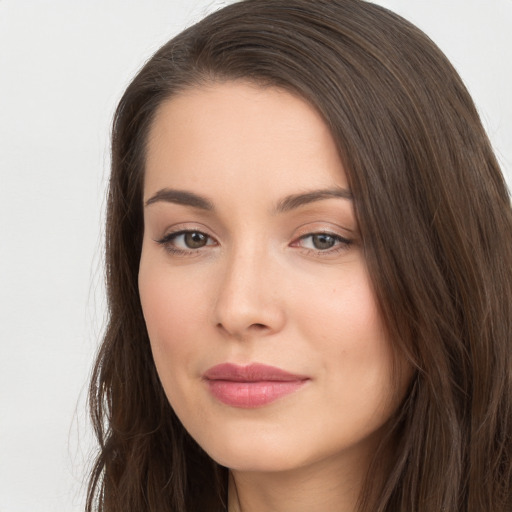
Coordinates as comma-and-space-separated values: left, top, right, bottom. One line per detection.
158, 229, 216, 243
297, 232, 350, 241
157, 224, 216, 239
159, 227, 349, 238
293, 223, 355, 235
293, 232, 352, 247
292, 225, 354, 241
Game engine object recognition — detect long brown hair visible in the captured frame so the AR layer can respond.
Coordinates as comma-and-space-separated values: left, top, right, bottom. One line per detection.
86, 1, 512, 510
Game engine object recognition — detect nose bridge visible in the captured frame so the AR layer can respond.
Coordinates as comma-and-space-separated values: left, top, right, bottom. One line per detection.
213, 238, 284, 337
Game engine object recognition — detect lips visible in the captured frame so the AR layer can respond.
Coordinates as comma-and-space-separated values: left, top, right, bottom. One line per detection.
203, 363, 309, 408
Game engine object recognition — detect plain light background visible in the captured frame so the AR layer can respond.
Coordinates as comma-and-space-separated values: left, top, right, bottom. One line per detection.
0, 1, 510, 511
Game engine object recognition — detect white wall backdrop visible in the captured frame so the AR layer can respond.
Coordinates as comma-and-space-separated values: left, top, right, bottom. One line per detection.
0, 1, 510, 511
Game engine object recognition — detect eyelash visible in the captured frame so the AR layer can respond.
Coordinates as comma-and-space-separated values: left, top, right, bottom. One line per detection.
155, 230, 353, 257
293, 232, 353, 256
156, 230, 217, 256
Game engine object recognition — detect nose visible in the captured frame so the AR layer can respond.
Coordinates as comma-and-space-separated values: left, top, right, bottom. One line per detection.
213, 246, 286, 340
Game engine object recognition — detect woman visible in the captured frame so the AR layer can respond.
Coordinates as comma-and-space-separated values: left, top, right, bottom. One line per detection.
86, 1, 512, 511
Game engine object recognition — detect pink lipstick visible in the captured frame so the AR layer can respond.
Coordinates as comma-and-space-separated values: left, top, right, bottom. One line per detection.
203, 363, 309, 408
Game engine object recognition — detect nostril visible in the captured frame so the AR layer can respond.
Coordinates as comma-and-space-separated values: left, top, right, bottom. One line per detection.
251, 323, 268, 330
216, 321, 269, 333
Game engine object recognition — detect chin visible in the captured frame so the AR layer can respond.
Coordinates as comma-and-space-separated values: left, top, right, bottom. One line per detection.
207, 443, 305, 473
194, 422, 343, 475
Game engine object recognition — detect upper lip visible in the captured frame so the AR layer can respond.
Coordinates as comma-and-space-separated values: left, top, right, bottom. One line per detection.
203, 363, 309, 382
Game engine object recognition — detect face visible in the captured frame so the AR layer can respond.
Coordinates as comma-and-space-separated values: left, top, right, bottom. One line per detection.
139, 82, 405, 474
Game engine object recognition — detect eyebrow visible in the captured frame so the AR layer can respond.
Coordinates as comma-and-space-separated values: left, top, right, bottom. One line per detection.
274, 187, 352, 213
144, 186, 352, 212
145, 188, 214, 210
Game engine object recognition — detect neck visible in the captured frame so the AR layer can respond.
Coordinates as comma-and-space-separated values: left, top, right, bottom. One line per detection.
227, 449, 372, 512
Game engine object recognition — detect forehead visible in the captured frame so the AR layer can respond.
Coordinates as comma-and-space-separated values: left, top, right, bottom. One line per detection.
144, 81, 348, 200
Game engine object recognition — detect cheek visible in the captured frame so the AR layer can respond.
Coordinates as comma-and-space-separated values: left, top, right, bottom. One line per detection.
294, 267, 398, 411
294, 264, 385, 352
139, 241, 213, 331
138, 252, 210, 386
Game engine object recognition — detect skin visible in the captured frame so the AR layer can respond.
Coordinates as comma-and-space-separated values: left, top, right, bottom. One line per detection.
139, 81, 408, 512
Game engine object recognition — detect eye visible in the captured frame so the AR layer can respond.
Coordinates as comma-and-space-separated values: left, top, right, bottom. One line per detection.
293, 232, 352, 253
156, 229, 216, 254
304, 233, 338, 250
179, 231, 210, 249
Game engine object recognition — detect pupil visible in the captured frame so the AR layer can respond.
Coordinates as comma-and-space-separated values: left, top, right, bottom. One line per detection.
313, 234, 335, 250
185, 232, 207, 248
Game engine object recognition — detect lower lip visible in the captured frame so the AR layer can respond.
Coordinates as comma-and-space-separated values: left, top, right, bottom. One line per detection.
206, 380, 307, 408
